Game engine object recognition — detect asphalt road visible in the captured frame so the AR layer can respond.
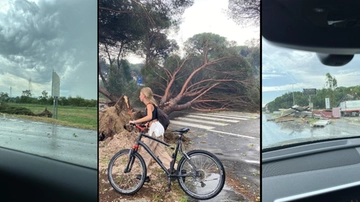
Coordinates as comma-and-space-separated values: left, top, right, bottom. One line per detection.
0, 115, 97, 168
169, 111, 260, 201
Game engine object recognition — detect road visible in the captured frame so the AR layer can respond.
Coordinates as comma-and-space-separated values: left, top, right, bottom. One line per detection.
263, 113, 360, 149
169, 111, 260, 201
0, 115, 97, 168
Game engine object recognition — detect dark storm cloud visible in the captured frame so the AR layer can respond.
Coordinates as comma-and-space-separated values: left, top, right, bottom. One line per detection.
0, 0, 97, 99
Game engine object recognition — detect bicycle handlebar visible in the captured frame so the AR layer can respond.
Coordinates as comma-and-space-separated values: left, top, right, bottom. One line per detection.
130, 123, 146, 132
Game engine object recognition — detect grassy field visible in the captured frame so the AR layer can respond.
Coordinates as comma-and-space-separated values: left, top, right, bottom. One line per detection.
3, 103, 97, 130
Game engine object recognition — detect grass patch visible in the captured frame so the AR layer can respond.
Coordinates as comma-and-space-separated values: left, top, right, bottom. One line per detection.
3, 103, 97, 130
307, 118, 318, 124
100, 157, 110, 165
144, 164, 188, 201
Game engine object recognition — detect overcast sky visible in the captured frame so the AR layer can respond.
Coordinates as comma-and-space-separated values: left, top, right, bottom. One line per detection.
262, 38, 360, 106
0, 0, 97, 99
127, 0, 259, 63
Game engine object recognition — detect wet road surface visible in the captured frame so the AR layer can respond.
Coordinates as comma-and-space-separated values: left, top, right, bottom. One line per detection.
0, 115, 97, 168
263, 113, 360, 149
169, 111, 260, 201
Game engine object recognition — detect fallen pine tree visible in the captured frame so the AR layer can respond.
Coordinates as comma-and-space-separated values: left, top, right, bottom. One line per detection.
0, 102, 52, 117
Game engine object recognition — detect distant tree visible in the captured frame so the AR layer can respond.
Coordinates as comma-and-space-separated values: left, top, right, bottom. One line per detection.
22, 90, 32, 97
226, 0, 260, 27
41, 90, 48, 98
58, 96, 68, 106
0, 92, 9, 102
99, 0, 193, 96
325, 73, 337, 107
38, 90, 49, 104
325, 73, 337, 90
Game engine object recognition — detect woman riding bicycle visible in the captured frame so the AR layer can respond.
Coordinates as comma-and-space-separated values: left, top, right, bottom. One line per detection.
129, 87, 173, 182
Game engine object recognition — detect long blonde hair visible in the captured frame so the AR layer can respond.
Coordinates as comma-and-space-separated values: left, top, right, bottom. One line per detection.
140, 87, 158, 106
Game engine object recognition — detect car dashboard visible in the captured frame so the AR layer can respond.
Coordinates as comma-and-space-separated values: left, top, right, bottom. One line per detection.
0, 146, 97, 202
262, 137, 360, 202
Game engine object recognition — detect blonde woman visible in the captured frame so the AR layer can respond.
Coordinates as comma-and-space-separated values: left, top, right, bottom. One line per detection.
129, 87, 172, 182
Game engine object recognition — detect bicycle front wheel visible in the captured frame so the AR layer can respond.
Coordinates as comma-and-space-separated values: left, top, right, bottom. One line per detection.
108, 149, 146, 195
177, 150, 225, 200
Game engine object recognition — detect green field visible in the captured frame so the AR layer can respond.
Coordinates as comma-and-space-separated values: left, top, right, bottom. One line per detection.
3, 103, 97, 130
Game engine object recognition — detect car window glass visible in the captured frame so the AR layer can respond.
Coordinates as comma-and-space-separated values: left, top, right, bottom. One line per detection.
262, 39, 360, 150
0, 0, 97, 168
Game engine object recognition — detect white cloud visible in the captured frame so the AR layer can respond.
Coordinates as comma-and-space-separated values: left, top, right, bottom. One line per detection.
262, 74, 285, 79
128, 0, 259, 63
262, 39, 360, 103
174, 0, 258, 46
0, 0, 97, 99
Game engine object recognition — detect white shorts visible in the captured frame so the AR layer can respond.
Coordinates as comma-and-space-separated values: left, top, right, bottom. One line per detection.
148, 121, 164, 137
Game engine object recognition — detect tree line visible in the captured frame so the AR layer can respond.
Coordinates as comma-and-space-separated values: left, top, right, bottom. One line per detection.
266, 73, 360, 112
0, 91, 97, 107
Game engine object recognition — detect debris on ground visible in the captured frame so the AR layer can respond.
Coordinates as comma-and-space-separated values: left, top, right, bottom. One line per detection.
267, 105, 312, 123
267, 105, 340, 128
98, 94, 191, 201
0, 102, 52, 117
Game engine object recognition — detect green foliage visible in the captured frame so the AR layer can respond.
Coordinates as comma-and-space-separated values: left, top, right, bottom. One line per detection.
122, 80, 140, 106
1, 91, 96, 107
2, 103, 97, 130
0, 102, 34, 115
102, 59, 136, 97
20, 95, 37, 104
325, 73, 338, 107
0, 92, 9, 102
267, 86, 360, 112
99, 0, 193, 70
235, 45, 260, 76
227, 0, 260, 27
99, 0, 194, 102
22, 89, 32, 97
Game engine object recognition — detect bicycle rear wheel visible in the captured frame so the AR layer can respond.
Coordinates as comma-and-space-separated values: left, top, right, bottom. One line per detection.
108, 149, 146, 195
177, 150, 225, 200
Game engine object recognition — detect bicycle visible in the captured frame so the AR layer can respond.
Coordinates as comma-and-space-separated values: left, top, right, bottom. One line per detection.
107, 123, 226, 200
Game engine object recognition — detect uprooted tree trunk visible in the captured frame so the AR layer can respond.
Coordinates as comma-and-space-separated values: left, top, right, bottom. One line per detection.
99, 95, 141, 140
98, 94, 189, 142
36, 108, 52, 117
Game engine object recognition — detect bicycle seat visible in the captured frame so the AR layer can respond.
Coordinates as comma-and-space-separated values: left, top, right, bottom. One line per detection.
172, 128, 190, 133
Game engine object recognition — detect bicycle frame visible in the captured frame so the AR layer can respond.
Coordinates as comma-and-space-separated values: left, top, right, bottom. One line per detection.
128, 124, 195, 177
109, 124, 226, 198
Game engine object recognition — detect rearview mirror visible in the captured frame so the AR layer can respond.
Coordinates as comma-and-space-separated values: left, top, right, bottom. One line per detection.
262, 0, 360, 56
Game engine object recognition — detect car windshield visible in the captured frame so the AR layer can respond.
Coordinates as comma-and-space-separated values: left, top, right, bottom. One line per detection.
262, 38, 360, 151
0, 0, 97, 168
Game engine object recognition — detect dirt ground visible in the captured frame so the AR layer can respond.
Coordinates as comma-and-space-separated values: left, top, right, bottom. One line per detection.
98, 100, 256, 201
98, 97, 191, 202
99, 127, 261, 202
98, 129, 194, 202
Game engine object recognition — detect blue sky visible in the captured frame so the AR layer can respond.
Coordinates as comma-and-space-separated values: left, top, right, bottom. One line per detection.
262, 38, 360, 106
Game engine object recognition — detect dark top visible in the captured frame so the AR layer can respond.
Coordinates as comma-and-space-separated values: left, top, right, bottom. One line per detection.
145, 104, 157, 121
